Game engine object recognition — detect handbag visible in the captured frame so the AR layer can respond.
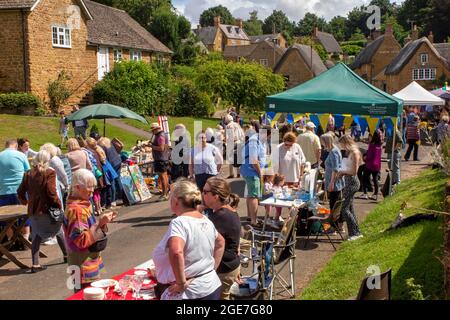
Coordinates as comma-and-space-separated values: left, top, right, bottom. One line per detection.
88, 232, 108, 252
48, 206, 64, 224
93, 165, 103, 179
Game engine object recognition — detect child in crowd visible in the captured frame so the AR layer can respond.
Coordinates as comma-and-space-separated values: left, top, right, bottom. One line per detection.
263, 174, 274, 218
271, 173, 286, 228
59, 111, 69, 148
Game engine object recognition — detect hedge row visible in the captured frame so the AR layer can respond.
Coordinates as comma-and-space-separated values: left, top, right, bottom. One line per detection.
0, 93, 42, 113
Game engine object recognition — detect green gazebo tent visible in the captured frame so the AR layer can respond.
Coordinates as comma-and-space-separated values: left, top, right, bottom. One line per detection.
266, 63, 403, 117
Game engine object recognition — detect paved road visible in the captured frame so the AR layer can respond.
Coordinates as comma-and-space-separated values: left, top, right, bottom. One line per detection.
0, 146, 433, 300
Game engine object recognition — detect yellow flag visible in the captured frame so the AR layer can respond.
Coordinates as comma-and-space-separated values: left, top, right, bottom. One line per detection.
366, 117, 380, 136
271, 113, 282, 126
318, 114, 330, 131
343, 115, 353, 128
293, 113, 303, 123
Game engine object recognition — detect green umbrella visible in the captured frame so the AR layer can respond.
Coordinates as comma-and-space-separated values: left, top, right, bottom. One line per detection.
66, 103, 148, 136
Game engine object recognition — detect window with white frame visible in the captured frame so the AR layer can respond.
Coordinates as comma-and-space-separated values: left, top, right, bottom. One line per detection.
52, 26, 71, 48
260, 59, 268, 66
412, 68, 436, 80
130, 50, 142, 61
113, 49, 123, 62
420, 53, 428, 64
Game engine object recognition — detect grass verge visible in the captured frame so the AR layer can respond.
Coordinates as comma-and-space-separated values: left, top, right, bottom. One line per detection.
0, 114, 146, 151
300, 168, 447, 300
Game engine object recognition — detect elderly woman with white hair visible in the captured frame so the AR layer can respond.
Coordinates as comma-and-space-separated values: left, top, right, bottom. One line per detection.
63, 169, 116, 291
17, 150, 67, 273
40, 143, 69, 204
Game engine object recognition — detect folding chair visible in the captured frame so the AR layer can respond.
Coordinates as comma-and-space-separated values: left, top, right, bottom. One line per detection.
354, 269, 392, 300
303, 199, 345, 250
240, 208, 298, 299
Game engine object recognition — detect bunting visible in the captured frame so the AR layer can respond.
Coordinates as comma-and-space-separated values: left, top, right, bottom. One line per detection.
366, 116, 380, 136
318, 114, 331, 132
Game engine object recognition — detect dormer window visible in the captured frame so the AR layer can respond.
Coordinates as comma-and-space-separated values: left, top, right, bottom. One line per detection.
227, 26, 232, 33
420, 53, 428, 64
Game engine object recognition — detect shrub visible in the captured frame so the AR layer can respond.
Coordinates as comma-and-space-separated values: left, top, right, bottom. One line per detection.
93, 60, 175, 116
47, 70, 71, 114
174, 79, 213, 117
0, 93, 42, 114
342, 44, 363, 56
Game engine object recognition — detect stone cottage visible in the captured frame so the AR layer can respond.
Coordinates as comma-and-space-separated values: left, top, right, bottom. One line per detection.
312, 27, 343, 60
194, 16, 250, 52
0, 0, 172, 108
223, 40, 286, 69
249, 33, 287, 49
273, 44, 327, 88
351, 24, 401, 88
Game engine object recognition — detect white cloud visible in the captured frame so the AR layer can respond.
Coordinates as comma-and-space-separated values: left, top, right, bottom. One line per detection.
177, 0, 403, 26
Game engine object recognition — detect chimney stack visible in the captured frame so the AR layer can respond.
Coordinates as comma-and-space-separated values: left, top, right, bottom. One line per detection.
411, 25, 419, 41
197, 24, 201, 31
313, 26, 318, 37
214, 16, 221, 27
385, 24, 393, 36
236, 18, 243, 29
428, 31, 434, 43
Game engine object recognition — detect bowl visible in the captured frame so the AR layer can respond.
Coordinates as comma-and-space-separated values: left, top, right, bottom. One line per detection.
83, 287, 105, 300
134, 270, 148, 277
90, 279, 118, 289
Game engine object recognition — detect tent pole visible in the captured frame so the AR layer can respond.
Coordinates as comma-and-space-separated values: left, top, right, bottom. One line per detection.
389, 116, 399, 196
103, 118, 106, 137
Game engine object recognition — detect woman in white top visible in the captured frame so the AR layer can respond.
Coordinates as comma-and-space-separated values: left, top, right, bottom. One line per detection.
40, 143, 69, 204
189, 130, 223, 191
277, 132, 305, 186
152, 179, 225, 300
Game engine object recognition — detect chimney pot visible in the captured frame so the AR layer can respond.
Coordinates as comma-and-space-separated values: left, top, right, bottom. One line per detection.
214, 16, 221, 27
314, 27, 318, 37
236, 18, 243, 29
411, 24, 419, 41
428, 31, 434, 43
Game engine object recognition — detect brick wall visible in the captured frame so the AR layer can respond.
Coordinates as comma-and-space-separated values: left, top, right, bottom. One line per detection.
27, 0, 97, 107
275, 48, 314, 88
445, 181, 450, 299
0, 11, 27, 93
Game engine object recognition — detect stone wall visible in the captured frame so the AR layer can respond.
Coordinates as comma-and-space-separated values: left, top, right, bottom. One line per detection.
0, 11, 27, 93
27, 0, 98, 107
445, 181, 450, 299
274, 48, 314, 88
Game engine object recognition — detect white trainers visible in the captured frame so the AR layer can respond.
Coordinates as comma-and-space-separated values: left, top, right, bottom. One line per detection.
111, 201, 117, 207
347, 234, 364, 241
43, 237, 58, 246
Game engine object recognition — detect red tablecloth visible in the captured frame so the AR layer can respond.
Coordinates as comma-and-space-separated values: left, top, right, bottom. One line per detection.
66, 267, 158, 300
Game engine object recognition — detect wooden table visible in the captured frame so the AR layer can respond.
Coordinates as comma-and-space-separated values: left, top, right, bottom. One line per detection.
0, 205, 47, 269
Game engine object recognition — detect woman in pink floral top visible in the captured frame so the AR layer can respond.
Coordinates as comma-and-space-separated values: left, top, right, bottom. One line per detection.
360, 130, 382, 201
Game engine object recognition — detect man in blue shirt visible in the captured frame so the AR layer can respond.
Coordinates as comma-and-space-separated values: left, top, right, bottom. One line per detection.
240, 129, 266, 226
0, 139, 31, 240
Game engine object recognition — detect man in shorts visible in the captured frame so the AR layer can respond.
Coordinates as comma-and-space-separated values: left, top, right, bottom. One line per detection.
150, 123, 170, 201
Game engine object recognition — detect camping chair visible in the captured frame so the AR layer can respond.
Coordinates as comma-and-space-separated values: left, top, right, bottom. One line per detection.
354, 268, 392, 300
239, 208, 298, 299
303, 199, 345, 250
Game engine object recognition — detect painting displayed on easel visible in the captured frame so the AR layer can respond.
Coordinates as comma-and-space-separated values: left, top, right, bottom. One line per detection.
120, 166, 141, 205
128, 165, 152, 201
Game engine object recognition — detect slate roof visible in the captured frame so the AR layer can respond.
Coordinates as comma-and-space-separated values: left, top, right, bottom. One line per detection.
275, 44, 327, 76
223, 40, 286, 60
219, 24, 249, 41
0, 0, 37, 9
315, 31, 342, 54
385, 37, 447, 75
325, 60, 335, 69
194, 26, 218, 45
84, 0, 172, 54
351, 35, 385, 69
249, 34, 280, 43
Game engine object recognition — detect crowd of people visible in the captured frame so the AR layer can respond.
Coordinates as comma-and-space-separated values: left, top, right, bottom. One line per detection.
2, 101, 450, 301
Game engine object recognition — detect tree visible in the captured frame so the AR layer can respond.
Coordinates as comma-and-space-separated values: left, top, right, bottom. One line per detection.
178, 15, 191, 39
295, 13, 329, 37
349, 28, 367, 41
173, 35, 201, 65
199, 5, 234, 27
262, 10, 295, 38
381, 15, 409, 45
243, 10, 263, 36
329, 16, 348, 42
369, 0, 397, 16
148, 5, 179, 50
346, 6, 370, 40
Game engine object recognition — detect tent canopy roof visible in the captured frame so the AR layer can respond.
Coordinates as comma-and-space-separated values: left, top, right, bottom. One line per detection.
266, 63, 403, 117
393, 81, 445, 106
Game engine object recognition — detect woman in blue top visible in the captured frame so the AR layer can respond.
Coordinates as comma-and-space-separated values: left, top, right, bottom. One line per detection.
189, 130, 223, 191
320, 133, 345, 219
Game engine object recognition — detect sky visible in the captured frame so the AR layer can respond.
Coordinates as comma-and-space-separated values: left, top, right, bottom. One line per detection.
172, 0, 405, 26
